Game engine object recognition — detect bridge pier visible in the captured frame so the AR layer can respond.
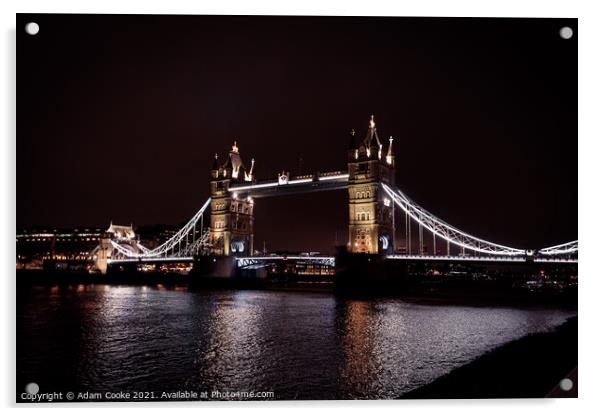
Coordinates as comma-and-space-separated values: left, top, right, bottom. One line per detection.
192, 255, 237, 278
335, 248, 408, 294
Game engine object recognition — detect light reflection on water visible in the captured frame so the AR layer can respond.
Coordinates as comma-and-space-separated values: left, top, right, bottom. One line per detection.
17, 285, 576, 400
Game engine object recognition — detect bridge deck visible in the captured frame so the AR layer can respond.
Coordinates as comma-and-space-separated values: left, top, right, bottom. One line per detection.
107, 254, 577, 266
107, 257, 194, 265
228, 172, 349, 198
386, 254, 577, 264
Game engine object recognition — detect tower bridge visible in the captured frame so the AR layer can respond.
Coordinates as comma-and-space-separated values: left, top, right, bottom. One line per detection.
94, 115, 578, 274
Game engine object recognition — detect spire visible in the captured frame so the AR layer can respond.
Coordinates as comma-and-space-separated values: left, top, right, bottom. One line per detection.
212, 153, 219, 170
245, 158, 255, 182
364, 114, 381, 149
224, 154, 234, 170
348, 128, 356, 149
221, 140, 245, 178
386, 136, 394, 165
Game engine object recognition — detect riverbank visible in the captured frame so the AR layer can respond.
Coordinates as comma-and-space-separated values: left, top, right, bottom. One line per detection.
401, 316, 578, 399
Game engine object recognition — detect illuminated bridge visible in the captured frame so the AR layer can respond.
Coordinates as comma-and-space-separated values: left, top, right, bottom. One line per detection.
94, 116, 577, 273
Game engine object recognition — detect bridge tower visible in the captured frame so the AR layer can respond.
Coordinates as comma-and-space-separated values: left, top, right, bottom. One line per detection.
347, 115, 396, 254
209, 142, 255, 256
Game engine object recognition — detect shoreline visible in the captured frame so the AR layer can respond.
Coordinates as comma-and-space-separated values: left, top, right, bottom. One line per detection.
16, 270, 577, 308
401, 316, 578, 399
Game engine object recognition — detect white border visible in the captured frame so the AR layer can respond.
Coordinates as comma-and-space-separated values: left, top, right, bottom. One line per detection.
2, 1, 601, 415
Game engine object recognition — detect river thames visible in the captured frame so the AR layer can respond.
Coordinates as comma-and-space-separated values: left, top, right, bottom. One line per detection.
17, 285, 576, 400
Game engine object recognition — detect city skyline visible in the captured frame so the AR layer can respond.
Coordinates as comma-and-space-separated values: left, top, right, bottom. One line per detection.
17, 15, 577, 253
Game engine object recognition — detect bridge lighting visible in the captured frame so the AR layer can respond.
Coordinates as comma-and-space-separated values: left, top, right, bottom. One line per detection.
318, 173, 349, 181
229, 181, 279, 191
537, 240, 578, 255
386, 136, 394, 164
104, 164, 576, 264
288, 178, 313, 185
381, 183, 527, 256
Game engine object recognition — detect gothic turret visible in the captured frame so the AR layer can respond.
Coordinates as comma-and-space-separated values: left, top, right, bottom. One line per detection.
246, 158, 255, 181
211, 153, 220, 178
386, 136, 395, 166
348, 129, 358, 160
348, 129, 356, 149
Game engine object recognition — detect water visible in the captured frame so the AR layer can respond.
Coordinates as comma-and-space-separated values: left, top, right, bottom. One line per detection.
17, 285, 575, 400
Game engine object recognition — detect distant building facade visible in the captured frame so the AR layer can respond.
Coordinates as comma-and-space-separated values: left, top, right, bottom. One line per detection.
16, 227, 106, 269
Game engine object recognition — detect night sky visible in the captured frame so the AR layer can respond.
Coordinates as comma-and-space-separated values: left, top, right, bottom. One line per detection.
17, 14, 577, 253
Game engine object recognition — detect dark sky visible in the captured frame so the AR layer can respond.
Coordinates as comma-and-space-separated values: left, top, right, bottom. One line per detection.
17, 14, 577, 253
